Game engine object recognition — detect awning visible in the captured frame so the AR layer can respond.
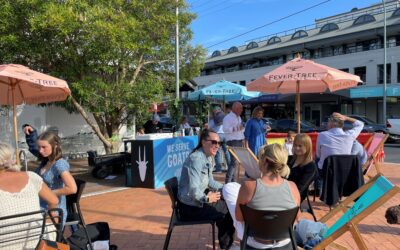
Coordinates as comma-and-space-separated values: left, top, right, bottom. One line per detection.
350, 85, 400, 98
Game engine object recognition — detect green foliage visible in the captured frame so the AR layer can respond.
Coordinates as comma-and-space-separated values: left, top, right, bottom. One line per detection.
0, 0, 205, 145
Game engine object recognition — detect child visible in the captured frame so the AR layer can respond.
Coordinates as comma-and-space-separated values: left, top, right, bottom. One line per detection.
385, 205, 400, 224
284, 131, 296, 156
136, 127, 145, 135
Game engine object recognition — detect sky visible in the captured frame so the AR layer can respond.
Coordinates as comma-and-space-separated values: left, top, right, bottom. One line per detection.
187, 0, 382, 54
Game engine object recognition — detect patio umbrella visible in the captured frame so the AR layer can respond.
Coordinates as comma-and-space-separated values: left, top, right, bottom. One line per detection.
247, 57, 361, 133
0, 64, 71, 162
188, 80, 260, 102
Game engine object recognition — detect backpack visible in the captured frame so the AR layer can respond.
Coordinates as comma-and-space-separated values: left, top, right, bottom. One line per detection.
67, 222, 117, 250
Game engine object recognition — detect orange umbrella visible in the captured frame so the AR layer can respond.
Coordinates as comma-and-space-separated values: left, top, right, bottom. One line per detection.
247, 57, 361, 133
0, 64, 71, 162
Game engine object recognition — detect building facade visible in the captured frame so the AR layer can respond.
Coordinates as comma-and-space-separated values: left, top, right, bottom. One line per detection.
193, 1, 400, 125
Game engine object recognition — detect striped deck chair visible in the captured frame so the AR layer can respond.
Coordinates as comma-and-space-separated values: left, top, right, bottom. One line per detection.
362, 133, 389, 177
303, 174, 399, 250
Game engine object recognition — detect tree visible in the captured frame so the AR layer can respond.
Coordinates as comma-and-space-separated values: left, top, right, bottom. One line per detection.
0, 0, 205, 153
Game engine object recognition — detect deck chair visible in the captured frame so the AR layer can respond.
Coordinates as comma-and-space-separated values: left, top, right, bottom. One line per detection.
0, 208, 65, 249
305, 174, 400, 250
227, 146, 261, 180
362, 133, 389, 177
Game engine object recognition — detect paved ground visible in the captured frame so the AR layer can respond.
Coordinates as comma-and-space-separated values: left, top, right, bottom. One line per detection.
384, 144, 400, 163
78, 162, 400, 250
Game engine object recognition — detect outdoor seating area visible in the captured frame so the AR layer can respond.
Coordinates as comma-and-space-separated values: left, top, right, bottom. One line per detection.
75, 162, 400, 249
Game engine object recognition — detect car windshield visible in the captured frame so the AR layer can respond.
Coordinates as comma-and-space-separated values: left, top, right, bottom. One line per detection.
351, 115, 375, 124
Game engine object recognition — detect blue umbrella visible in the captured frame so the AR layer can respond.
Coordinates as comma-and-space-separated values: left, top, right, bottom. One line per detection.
187, 80, 260, 102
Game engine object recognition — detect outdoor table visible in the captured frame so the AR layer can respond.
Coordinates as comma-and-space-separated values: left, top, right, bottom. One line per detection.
124, 134, 198, 189
266, 132, 376, 159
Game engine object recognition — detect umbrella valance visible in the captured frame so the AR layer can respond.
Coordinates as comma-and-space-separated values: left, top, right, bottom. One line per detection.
188, 80, 260, 102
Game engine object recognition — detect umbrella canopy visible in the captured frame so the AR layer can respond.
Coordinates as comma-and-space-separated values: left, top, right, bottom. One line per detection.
0, 64, 71, 162
188, 80, 260, 102
247, 57, 361, 132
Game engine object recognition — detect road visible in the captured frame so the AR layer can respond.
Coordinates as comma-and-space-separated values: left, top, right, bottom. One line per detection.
384, 143, 400, 163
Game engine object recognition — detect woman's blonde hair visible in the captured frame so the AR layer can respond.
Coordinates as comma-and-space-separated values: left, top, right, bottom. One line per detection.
251, 106, 264, 118
0, 142, 20, 171
292, 134, 313, 166
258, 143, 290, 178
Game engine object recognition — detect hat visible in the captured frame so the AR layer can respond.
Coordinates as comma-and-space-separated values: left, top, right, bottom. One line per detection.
152, 114, 160, 122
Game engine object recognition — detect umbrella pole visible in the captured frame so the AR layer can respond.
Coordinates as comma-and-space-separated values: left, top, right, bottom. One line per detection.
296, 81, 301, 134
12, 86, 20, 165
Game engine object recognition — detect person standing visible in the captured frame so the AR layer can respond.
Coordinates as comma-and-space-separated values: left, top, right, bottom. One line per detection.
223, 102, 245, 183
209, 106, 229, 173
178, 129, 235, 250
143, 113, 162, 134
244, 106, 270, 156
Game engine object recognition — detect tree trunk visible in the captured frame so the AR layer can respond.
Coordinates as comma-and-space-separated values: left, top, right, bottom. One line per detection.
70, 96, 113, 153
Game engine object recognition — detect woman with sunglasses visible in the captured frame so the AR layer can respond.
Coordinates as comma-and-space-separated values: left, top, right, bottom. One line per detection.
178, 129, 235, 250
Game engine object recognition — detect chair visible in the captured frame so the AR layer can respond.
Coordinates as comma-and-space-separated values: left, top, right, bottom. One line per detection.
227, 146, 260, 180
0, 208, 64, 249
362, 133, 389, 177
240, 205, 299, 250
320, 155, 363, 206
308, 174, 400, 249
64, 178, 92, 250
163, 177, 216, 250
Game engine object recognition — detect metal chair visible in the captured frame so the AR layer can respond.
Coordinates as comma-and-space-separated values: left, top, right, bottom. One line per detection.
240, 205, 299, 250
0, 208, 64, 249
64, 178, 93, 250
163, 177, 216, 250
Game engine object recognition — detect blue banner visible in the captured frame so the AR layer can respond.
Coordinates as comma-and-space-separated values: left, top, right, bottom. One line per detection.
153, 136, 198, 189
350, 86, 400, 98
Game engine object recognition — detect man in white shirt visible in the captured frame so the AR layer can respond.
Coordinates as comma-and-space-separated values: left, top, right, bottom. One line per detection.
315, 112, 364, 194
223, 102, 245, 183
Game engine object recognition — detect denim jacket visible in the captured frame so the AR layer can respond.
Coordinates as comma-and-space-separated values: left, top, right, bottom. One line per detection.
178, 148, 223, 207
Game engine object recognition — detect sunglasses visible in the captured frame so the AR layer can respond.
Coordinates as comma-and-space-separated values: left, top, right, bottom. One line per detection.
206, 140, 222, 146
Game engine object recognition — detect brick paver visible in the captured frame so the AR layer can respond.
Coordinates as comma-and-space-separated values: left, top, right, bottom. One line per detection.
80, 163, 400, 249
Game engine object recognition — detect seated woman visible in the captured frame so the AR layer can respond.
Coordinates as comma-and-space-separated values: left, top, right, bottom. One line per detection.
178, 129, 235, 250
223, 143, 300, 250
0, 142, 59, 249
288, 134, 318, 202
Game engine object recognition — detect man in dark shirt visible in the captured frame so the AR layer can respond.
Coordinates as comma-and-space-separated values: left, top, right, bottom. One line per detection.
143, 113, 162, 134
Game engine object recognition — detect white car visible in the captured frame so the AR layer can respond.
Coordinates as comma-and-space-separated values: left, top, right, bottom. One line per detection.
387, 118, 400, 140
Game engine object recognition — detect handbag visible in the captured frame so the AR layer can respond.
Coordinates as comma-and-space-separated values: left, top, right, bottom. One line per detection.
37, 239, 70, 250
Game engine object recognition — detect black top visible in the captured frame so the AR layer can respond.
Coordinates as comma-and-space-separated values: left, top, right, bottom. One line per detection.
143, 120, 161, 134
288, 160, 318, 202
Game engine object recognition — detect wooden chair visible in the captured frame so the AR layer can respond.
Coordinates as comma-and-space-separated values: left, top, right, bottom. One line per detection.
240, 205, 299, 250
163, 177, 216, 250
362, 133, 389, 177
306, 174, 400, 250
227, 146, 260, 180
0, 208, 64, 249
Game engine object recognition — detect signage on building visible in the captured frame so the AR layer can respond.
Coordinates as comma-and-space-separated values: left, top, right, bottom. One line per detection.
350, 86, 400, 98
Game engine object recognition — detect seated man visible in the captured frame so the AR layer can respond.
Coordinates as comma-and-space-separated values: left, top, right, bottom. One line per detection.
143, 113, 162, 134
316, 113, 364, 193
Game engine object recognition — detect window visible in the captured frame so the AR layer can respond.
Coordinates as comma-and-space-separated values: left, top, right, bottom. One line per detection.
239, 80, 246, 86
354, 66, 366, 83
211, 50, 221, 57
319, 23, 339, 33
267, 36, 281, 45
246, 42, 258, 50
227, 46, 238, 54
291, 30, 308, 40
377, 64, 391, 84
339, 68, 349, 73
392, 7, 400, 17
353, 14, 375, 25
397, 63, 400, 83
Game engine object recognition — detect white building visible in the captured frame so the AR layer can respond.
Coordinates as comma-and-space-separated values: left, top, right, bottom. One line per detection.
193, 1, 400, 125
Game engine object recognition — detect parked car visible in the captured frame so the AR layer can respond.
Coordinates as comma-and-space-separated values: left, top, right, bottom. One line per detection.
387, 117, 400, 141
275, 119, 320, 133
321, 115, 389, 134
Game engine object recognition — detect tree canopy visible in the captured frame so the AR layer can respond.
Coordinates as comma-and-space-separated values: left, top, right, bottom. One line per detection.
0, 0, 205, 152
